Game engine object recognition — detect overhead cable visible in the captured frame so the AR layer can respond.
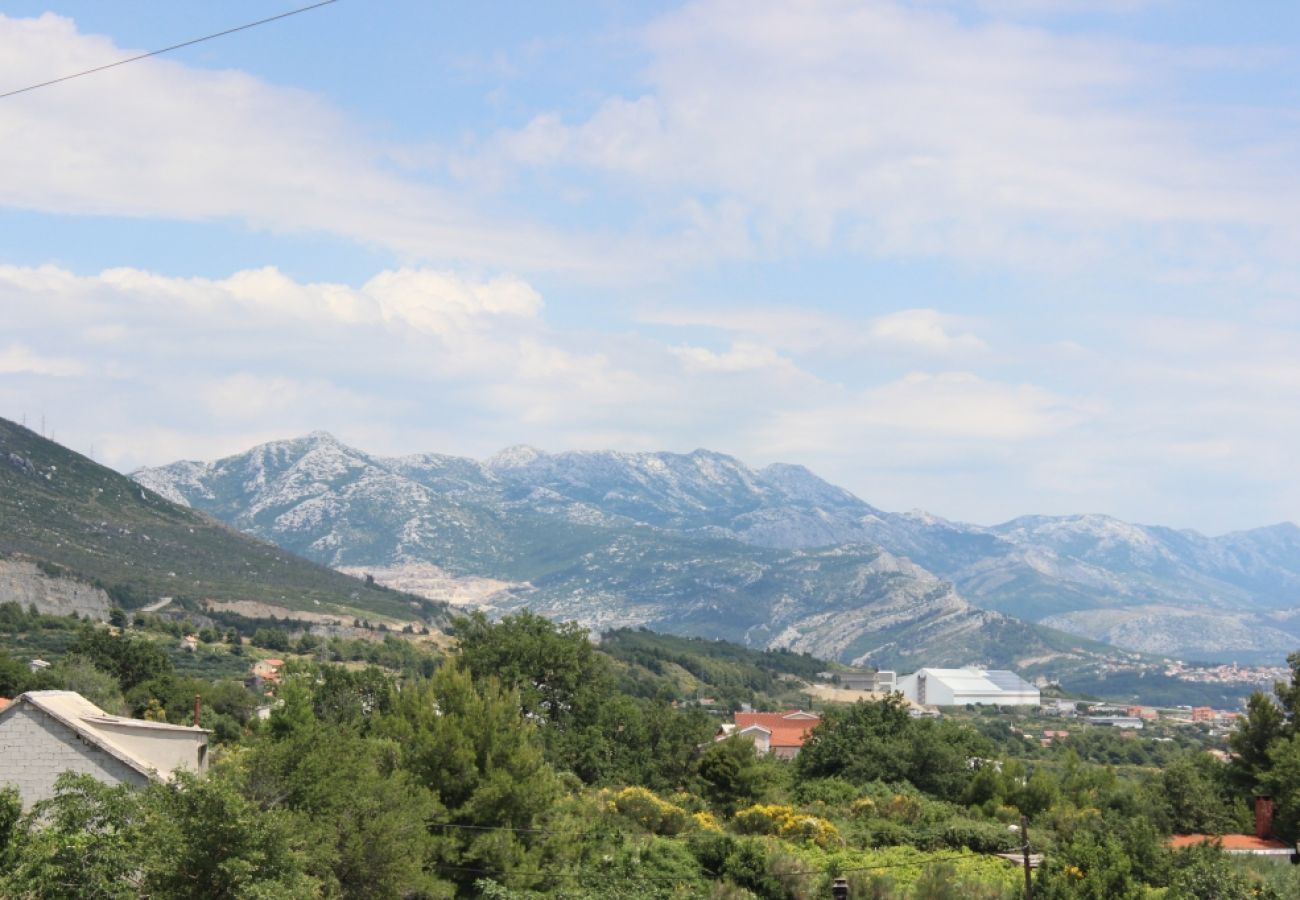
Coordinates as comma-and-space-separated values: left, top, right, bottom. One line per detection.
0, 0, 340, 101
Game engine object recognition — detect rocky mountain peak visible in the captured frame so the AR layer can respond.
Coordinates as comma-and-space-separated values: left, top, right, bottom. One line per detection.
486, 444, 547, 471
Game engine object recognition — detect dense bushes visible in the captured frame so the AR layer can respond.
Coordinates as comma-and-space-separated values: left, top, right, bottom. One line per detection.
795, 694, 994, 801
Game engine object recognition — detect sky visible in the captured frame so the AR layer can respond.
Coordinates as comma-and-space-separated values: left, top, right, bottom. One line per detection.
1, 0, 1299, 533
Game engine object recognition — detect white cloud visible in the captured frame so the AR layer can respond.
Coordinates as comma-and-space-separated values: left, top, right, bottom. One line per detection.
484, 0, 1298, 271
670, 341, 803, 374
199, 374, 385, 424
0, 344, 85, 377
0, 262, 1072, 482
0, 14, 615, 275
2, 258, 1298, 532
3, 7, 1293, 285
762, 370, 1079, 453
645, 306, 986, 357
868, 310, 987, 354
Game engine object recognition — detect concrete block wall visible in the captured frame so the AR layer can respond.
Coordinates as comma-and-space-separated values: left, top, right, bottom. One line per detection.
0, 706, 146, 809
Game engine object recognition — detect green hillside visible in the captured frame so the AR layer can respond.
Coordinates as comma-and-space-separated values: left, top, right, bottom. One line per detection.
0, 418, 446, 625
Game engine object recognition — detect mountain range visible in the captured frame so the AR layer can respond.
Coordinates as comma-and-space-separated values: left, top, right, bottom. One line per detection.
131, 431, 1299, 667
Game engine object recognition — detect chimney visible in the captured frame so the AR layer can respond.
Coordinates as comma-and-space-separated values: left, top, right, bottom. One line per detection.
1255, 796, 1274, 839
193, 694, 202, 729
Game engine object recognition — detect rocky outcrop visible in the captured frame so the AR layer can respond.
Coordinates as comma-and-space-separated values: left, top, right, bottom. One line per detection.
0, 558, 112, 621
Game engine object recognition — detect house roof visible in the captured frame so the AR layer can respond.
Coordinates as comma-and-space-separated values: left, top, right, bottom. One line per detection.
1170, 834, 1293, 853
0, 691, 208, 781
733, 710, 820, 748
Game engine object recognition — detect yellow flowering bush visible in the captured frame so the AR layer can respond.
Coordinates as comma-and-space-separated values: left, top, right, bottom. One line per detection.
731, 804, 842, 848
692, 811, 724, 833
850, 797, 876, 819
883, 793, 923, 824
607, 786, 690, 835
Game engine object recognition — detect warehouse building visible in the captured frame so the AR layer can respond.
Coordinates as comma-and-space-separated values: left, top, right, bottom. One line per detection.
896, 667, 1039, 707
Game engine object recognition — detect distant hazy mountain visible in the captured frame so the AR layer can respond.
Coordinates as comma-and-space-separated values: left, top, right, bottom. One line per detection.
135, 435, 1104, 669
135, 434, 1300, 663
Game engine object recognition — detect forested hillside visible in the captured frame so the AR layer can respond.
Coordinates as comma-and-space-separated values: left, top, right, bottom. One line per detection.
0, 418, 447, 626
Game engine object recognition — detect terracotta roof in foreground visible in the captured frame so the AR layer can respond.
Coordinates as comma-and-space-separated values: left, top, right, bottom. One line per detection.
1170, 834, 1292, 852
733, 711, 820, 748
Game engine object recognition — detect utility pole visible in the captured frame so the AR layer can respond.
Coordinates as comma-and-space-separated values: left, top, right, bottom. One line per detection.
1021, 814, 1033, 900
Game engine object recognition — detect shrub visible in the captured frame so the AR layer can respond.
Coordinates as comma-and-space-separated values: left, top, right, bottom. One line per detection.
608, 786, 691, 836
937, 819, 1019, 854
732, 803, 841, 848
883, 793, 923, 824
793, 776, 860, 806
693, 811, 724, 833
851, 797, 877, 819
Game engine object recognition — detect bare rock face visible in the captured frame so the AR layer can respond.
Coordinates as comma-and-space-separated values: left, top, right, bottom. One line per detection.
0, 558, 112, 621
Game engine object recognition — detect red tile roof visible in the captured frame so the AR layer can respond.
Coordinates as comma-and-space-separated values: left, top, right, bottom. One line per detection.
1170, 834, 1292, 851
733, 711, 820, 748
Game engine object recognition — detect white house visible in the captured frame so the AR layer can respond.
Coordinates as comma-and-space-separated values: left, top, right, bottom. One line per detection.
896, 668, 1039, 707
0, 691, 210, 809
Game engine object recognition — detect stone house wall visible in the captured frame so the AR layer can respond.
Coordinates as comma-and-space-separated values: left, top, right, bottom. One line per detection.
0, 705, 146, 809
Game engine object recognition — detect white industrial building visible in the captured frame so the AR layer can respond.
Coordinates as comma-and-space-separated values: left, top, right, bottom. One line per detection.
896, 667, 1040, 707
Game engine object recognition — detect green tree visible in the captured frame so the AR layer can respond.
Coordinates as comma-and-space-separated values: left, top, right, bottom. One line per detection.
697, 735, 768, 815
1262, 733, 1300, 842
795, 696, 991, 801
1229, 691, 1286, 794
67, 627, 172, 690
455, 610, 610, 728
251, 627, 291, 652
1274, 651, 1300, 732
0, 650, 30, 697
241, 725, 447, 898
1035, 823, 1144, 900
0, 785, 20, 867
1152, 754, 1243, 836
49, 654, 126, 714
1167, 842, 1255, 900
140, 770, 318, 899
0, 774, 145, 899
376, 661, 559, 893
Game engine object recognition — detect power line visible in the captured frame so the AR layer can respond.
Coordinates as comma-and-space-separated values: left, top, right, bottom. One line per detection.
433, 852, 994, 884
0, 0, 340, 101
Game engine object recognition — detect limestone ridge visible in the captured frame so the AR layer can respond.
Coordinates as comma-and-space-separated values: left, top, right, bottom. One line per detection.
126, 436, 1085, 668
137, 436, 1300, 663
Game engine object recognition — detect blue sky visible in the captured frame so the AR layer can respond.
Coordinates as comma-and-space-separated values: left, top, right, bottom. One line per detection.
1, 0, 1298, 532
